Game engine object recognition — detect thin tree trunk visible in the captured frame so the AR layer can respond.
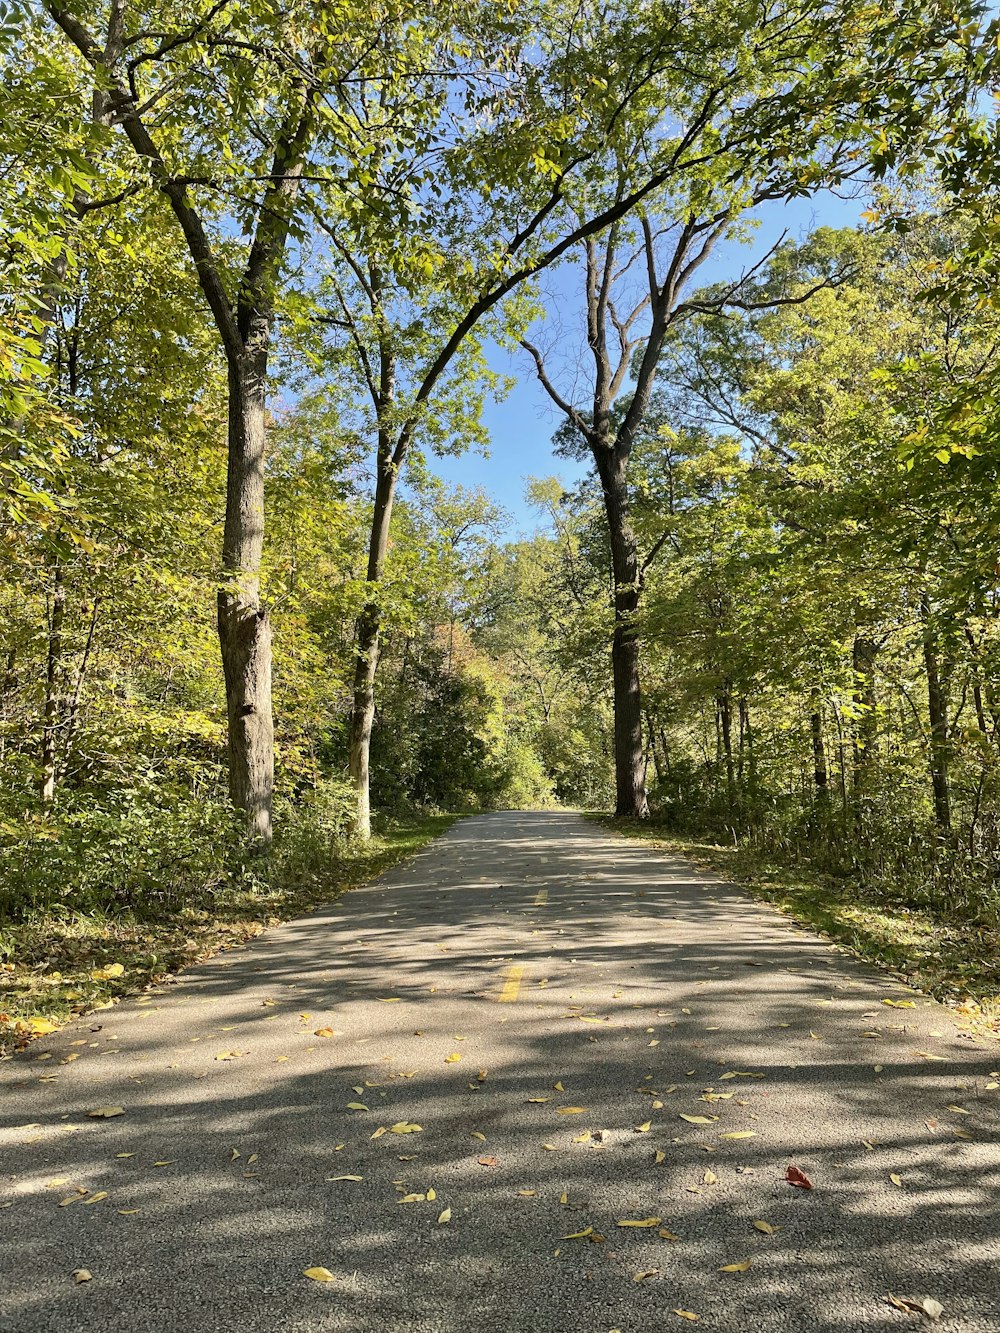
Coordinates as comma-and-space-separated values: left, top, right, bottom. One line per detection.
921, 594, 952, 834
348, 446, 399, 838
810, 704, 828, 794
40, 562, 65, 805
217, 353, 273, 846
595, 448, 648, 818
718, 683, 736, 810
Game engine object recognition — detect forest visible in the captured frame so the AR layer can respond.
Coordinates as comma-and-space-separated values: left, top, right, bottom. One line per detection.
4, 0, 1000, 1036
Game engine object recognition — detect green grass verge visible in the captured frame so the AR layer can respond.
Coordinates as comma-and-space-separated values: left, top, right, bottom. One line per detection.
590, 815, 1000, 1033
0, 812, 456, 1054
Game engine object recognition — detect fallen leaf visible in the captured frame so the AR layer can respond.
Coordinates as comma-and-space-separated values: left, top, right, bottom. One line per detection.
444, 1053, 462, 1063
327, 1175, 363, 1182
378, 998, 402, 1003
557, 1107, 588, 1115
635, 1121, 652, 1133
633, 1269, 659, 1283
719, 1131, 756, 1140
437, 1207, 451, 1224
617, 1217, 662, 1228
80, 1192, 108, 1205
562, 1226, 593, 1239
888, 1294, 944, 1320
303, 1267, 335, 1282
72, 1269, 92, 1283
658, 1228, 680, 1241
703, 1170, 717, 1184
389, 1122, 422, 1134
655, 1150, 666, 1164
679, 1114, 715, 1125
370, 1127, 387, 1140
720, 1261, 751, 1272
890, 1173, 903, 1187
786, 1165, 813, 1189
398, 1193, 425, 1203
882, 999, 916, 1008
87, 1107, 124, 1119
346, 1102, 369, 1111
477, 1156, 498, 1167
470, 1132, 487, 1141
672, 1311, 699, 1322
753, 1220, 779, 1234
314, 1028, 335, 1038
526, 1097, 551, 1104
427, 1188, 436, 1201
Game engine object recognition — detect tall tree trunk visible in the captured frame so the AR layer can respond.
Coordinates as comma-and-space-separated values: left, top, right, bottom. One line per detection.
40, 562, 65, 805
217, 353, 273, 847
921, 594, 952, 834
851, 634, 877, 821
718, 683, 736, 810
595, 448, 648, 818
348, 450, 399, 839
810, 702, 828, 794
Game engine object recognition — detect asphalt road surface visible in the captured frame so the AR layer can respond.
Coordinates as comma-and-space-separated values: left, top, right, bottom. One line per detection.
2, 811, 999, 1333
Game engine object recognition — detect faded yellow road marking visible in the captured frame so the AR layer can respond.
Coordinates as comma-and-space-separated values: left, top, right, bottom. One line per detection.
534, 889, 549, 906
499, 964, 524, 1003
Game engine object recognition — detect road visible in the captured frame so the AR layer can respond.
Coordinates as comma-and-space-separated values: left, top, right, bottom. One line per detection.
2, 811, 999, 1332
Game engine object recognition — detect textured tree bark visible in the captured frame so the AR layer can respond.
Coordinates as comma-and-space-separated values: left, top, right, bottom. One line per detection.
217, 354, 273, 846
718, 684, 736, 809
596, 449, 648, 819
851, 634, 878, 809
348, 452, 399, 839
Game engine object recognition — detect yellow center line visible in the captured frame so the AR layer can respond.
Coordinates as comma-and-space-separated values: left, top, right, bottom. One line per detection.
534, 888, 549, 906
498, 964, 524, 1003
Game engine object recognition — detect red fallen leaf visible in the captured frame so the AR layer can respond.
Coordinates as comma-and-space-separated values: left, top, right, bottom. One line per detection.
477, 1155, 498, 1167
786, 1165, 814, 1189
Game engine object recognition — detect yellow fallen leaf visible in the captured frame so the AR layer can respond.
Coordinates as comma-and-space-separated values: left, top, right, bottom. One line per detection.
526, 1097, 551, 1104
542, 1143, 556, 1151
557, 1107, 588, 1115
398, 1193, 426, 1204
444, 1053, 462, 1063
87, 1107, 124, 1119
117, 1209, 140, 1215
882, 999, 916, 1008
327, 1175, 363, 1182
672, 1310, 699, 1321
703, 1170, 717, 1184
72, 1269, 92, 1283
720, 1260, 751, 1272
947, 1105, 969, 1115
470, 1132, 487, 1141
81, 1192, 108, 1205
655, 1150, 666, 1164
303, 1267, 335, 1282
572, 1131, 591, 1143
389, 1122, 422, 1134
518, 1189, 536, 1197
378, 998, 402, 1003
890, 1173, 903, 1187
633, 1269, 659, 1282
635, 1121, 652, 1133
719, 1131, 756, 1140
753, 1220, 779, 1234
553, 1081, 564, 1091
659, 1228, 680, 1241
153, 1161, 174, 1168
562, 1226, 593, 1239
427, 1188, 436, 1201
916, 1052, 947, 1062
437, 1207, 451, 1223
679, 1114, 715, 1124
617, 1217, 662, 1228
314, 1028, 335, 1038
346, 1102, 368, 1111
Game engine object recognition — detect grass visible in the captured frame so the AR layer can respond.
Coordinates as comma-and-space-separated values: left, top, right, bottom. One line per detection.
0, 811, 455, 1056
590, 815, 1000, 1035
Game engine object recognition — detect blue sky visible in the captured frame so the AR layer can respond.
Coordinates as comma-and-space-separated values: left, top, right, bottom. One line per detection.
428, 190, 865, 537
